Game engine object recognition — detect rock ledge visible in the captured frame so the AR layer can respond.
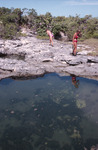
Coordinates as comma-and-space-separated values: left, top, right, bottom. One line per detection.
0, 35, 98, 80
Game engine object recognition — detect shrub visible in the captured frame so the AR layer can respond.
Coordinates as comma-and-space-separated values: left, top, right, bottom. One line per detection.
0, 7, 98, 40
4, 23, 18, 39
92, 32, 98, 39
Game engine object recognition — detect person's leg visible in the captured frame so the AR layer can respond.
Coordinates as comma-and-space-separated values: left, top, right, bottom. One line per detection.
73, 42, 77, 55
72, 44, 75, 55
50, 36, 53, 46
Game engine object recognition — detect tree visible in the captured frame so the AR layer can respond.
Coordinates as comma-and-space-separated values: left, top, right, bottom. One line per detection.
12, 8, 23, 25
27, 8, 38, 28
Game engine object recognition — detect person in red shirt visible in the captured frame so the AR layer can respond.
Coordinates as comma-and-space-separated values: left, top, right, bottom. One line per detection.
72, 30, 81, 56
46, 29, 54, 46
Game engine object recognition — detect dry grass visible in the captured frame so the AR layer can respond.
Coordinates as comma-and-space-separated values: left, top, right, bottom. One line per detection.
87, 51, 98, 56
79, 38, 98, 56
82, 38, 98, 49
37, 35, 49, 40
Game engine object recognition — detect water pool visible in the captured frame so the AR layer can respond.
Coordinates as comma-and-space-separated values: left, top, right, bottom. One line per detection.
0, 73, 98, 150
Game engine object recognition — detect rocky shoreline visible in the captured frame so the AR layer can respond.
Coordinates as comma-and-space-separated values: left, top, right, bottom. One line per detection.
0, 32, 98, 81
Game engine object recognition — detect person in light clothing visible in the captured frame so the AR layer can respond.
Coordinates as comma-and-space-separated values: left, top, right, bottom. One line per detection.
46, 29, 54, 46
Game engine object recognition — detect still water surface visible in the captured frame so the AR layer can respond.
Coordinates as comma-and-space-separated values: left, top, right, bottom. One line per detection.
0, 73, 98, 150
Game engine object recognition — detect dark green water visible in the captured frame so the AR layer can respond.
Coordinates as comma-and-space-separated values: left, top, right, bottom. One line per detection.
0, 73, 98, 150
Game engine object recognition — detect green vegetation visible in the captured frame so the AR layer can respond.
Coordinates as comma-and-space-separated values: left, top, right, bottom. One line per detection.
0, 7, 98, 40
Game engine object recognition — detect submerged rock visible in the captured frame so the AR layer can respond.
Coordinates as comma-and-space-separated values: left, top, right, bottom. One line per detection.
76, 100, 86, 109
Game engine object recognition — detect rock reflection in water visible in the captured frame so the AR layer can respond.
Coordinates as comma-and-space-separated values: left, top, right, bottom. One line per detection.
0, 73, 98, 150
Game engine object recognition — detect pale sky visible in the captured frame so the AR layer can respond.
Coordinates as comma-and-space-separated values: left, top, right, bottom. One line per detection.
0, 0, 98, 17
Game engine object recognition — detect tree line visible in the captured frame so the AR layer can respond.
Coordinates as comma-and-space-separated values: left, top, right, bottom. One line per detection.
0, 7, 98, 40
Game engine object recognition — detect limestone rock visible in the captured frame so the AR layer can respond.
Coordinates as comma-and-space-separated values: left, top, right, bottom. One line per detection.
0, 34, 98, 80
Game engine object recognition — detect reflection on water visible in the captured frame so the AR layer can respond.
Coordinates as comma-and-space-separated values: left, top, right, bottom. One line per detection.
0, 73, 98, 150
71, 75, 79, 88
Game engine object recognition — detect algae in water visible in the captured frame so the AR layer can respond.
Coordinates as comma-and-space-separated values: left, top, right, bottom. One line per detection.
76, 100, 86, 109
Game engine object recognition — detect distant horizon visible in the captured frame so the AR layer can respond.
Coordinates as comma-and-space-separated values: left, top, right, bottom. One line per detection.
0, 0, 98, 18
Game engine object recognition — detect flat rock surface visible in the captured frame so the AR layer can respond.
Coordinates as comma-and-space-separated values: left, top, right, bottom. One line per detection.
0, 35, 98, 80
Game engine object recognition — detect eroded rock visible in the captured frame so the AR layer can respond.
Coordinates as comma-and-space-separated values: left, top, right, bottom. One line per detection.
0, 35, 98, 80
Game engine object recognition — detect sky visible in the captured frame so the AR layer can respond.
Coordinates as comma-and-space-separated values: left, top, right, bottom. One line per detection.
0, 0, 98, 18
